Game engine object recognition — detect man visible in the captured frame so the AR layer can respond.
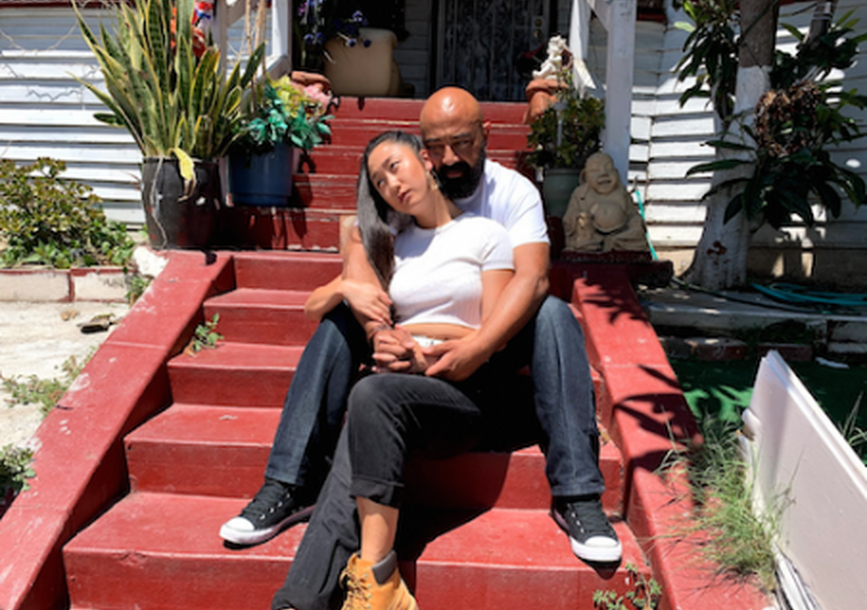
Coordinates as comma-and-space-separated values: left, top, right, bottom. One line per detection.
221, 88, 620, 587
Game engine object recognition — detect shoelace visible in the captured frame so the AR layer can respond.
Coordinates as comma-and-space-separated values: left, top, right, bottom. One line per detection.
341, 567, 372, 610
241, 481, 290, 520
568, 500, 612, 536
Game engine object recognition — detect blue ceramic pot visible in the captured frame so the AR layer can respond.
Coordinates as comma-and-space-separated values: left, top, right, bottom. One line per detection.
229, 143, 295, 207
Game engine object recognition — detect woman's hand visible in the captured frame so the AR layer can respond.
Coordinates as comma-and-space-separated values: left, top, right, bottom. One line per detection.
341, 279, 393, 326
372, 326, 432, 374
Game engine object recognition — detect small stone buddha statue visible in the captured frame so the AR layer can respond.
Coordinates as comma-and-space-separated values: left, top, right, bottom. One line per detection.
562, 152, 650, 253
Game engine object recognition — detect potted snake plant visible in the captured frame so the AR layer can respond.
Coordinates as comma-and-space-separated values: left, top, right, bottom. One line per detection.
73, 0, 264, 249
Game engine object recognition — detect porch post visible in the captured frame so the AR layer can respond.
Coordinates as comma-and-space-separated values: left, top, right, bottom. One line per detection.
583, 0, 636, 184
271, 0, 291, 72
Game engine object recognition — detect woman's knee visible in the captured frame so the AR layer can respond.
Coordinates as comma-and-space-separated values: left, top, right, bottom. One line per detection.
346, 376, 401, 431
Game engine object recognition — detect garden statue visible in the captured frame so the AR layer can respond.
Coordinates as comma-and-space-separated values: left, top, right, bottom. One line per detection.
562, 152, 650, 253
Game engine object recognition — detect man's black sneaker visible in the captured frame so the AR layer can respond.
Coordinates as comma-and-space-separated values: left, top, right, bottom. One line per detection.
551, 495, 622, 563
220, 478, 315, 546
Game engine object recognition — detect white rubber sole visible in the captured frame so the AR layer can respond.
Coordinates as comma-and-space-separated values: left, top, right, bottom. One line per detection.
569, 536, 623, 564
219, 504, 315, 546
551, 506, 622, 564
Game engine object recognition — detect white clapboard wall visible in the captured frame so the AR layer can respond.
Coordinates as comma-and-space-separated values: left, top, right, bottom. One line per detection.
1, 1, 866, 251
639, 0, 867, 251
0, 5, 258, 225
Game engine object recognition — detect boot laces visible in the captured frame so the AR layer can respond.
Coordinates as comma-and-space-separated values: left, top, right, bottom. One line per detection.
341, 566, 373, 610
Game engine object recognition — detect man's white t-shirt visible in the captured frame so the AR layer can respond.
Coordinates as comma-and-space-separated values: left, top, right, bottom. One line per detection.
452, 159, 549, 249
390, 214, 514, 329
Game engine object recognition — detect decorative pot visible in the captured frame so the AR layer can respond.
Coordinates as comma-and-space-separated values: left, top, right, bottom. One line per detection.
324, 27, 402, 97
141, 157, 220, 250
542, 167, 581, 217
228, 143, 297, 207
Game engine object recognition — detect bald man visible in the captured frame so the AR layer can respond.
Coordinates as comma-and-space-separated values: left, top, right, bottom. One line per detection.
259, 88, 619, 610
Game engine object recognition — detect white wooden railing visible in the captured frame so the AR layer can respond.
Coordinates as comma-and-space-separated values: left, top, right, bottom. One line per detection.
213, 0, 291, 78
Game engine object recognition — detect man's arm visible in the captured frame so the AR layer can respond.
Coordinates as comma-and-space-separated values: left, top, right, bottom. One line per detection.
423, 241, 550, 381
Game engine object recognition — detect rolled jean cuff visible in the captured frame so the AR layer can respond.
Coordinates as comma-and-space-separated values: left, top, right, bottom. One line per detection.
351, 475, 404, 508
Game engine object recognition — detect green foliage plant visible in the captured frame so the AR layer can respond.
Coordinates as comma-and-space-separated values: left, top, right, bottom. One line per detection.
678, 10, 867, 229
2, 352, 91, 418
526, 69, 605, 170
0, 445, 36, 498
593, 562, 661, 610
233, 76, 333, 157
667, 418, 781, 591
72, 0, 265, 177
125, 272, 153, 306
0, 158, 135, 269
187, 314, 223, 353
674, 0, 739, 126
838, 393, 866, 465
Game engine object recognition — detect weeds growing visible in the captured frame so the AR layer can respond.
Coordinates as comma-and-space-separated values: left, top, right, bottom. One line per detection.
2, 352, 92, 418
838, 393, 867, 465
0, 444, 36, 496
669, 418, 781, 591
185, 314, 223, 354
593, 562, 661, 610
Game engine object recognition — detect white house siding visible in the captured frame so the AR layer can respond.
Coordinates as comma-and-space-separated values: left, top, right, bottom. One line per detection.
0, 5, 256, 225
641, 0, 867, 275
0, 7, 143, 223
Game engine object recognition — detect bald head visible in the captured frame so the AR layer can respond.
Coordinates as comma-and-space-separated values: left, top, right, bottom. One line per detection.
419, 87, 489, 199
420, 87, 484, 136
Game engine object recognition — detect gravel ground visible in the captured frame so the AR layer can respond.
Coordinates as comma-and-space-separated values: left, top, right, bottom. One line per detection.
0, 301, 129, 449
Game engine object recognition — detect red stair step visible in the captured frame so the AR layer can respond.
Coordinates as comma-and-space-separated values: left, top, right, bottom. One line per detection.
293, 174, 358, 210
330, 97, 529, 126
64, 493, 303, 610
325, 122, 530, 150
125, 404, 623, 512
64, 493, 642, 610
299, 146, 527, 175
204, 288, 318, 346
220, 207, 345, 251
414, 510, 645, 609
231, 251, 342, 291
126, 405, 279, 497
167, 342, 302, 408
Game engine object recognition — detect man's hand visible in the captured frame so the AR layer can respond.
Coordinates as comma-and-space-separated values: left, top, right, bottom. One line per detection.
341, 279, 392, 326
422, 335, 492, 381
372, 326, 430, 374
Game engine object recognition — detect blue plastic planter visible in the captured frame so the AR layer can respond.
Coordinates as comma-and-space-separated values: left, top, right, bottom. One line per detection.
229, 143, 295, 206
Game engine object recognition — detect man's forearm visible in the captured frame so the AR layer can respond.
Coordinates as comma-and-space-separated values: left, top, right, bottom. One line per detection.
471, 269, 548, 359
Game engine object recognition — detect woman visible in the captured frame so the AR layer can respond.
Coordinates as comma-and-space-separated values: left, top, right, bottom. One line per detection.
294, 130, 519, 610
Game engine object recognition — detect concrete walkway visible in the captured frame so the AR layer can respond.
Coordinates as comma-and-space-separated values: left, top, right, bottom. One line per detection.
0, 301, 129, 448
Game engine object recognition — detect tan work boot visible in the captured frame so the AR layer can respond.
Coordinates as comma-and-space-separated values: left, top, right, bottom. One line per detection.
340, 551, 418, 610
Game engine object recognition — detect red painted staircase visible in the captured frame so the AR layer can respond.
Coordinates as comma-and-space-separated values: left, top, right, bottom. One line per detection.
0, 97, 771, 610
61, 250, 646, 610
60, 98, 652, 609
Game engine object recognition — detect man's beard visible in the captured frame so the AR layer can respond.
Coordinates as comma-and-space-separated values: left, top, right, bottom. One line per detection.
435, 148, 486, 200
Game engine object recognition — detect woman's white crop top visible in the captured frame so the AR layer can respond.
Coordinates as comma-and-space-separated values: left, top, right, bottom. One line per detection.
389, 214, 513, 329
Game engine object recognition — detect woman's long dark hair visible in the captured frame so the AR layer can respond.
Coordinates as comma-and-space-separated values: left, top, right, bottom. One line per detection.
356, 130, 427, 290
